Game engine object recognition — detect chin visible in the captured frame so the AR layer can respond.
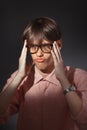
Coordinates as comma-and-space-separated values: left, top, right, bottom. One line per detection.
36, 63, 54, 73
36, 63, 48, 70
37, 65, 47, 70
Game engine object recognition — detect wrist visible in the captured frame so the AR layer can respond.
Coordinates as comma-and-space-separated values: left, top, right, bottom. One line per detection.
63, 85, 77, 95
59, 76, 71, 89
17, 72, 25, 79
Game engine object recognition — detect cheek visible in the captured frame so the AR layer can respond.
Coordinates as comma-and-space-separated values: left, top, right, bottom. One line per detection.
45, 54, 54, 63
31, 53, 53, 63
30, 54, 35, 61
49, 55, 54, 64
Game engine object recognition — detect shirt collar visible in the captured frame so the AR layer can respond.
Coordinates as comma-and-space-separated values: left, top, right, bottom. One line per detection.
34, 66, 59, 86
34, 66, 43, 84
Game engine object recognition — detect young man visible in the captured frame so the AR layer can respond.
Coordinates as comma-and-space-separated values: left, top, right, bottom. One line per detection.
0, 17, 87, 130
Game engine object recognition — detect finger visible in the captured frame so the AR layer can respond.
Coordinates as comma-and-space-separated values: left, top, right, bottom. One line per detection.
21, 40, 27, 58
19, 40, 27, 66
22, 40, 27, 54
53, 41, 60, 61
53, 41, 63, 61
55, 42, 62, 61
51, 50, 58, 66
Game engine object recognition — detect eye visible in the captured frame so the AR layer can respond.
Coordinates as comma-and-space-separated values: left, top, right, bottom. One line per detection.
42, 44, 53, 52
43, 44, 52, 49
30, 45, 38, 50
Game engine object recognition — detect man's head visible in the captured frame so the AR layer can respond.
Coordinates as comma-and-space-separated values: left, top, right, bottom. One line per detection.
22, 17, 62, 45
22, 17, 62, 73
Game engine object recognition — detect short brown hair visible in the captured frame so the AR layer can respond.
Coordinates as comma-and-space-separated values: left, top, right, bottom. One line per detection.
22, 17, 61, 45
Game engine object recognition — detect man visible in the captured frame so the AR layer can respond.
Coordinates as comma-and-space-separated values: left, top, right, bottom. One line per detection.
0, 17, 87, 130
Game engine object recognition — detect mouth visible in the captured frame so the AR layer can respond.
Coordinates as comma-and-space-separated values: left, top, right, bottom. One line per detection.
35, 58, 45, 63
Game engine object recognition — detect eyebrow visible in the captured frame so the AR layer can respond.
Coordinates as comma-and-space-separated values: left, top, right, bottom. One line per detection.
30, 43, 53, 47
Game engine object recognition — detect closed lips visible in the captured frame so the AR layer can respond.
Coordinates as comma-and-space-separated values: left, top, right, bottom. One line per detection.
35, 58, 45, 62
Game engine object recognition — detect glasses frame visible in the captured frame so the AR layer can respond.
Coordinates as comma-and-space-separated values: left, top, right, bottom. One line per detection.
27, 43, 53, 54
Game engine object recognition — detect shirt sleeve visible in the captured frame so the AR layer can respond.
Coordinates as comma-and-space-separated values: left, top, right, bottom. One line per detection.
0, 71, 24, 124
71, 68, 87, 127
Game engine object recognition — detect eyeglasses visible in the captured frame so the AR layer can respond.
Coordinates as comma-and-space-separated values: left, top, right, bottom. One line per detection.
27, 43, 53, 54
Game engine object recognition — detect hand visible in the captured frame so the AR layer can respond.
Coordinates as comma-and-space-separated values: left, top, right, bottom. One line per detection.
51, 41, 66, 80
18, 40, 28, 78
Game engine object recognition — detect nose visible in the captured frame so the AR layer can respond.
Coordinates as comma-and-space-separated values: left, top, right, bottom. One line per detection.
36, 47, 43, 57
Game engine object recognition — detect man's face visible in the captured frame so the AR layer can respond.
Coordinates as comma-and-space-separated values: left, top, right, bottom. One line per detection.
30, 39, 54, 73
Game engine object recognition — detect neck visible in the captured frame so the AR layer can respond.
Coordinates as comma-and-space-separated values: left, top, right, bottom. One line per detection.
36, 64, 54, 78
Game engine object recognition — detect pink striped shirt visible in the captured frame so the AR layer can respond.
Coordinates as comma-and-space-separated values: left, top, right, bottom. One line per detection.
0, 66, 87, 130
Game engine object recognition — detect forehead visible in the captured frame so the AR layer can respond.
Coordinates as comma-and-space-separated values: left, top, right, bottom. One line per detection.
33, 39, 51, 44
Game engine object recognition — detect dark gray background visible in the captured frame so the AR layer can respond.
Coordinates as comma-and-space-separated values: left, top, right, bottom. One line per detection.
0, 0, 87, 129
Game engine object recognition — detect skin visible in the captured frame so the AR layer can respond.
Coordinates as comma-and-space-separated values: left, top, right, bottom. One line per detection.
0, 39, 82, 118
51, 42, 82, 117
30, 39, 54, 77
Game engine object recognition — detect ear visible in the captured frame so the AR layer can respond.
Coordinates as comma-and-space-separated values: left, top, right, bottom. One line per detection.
56, 39, 63, 50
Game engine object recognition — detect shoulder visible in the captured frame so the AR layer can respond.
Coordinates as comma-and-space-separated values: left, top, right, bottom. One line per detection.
66, 66, 87, 87
66, 66, 87, 75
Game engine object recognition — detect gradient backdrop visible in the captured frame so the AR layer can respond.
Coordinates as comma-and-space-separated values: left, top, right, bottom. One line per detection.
0, 0, 87, 130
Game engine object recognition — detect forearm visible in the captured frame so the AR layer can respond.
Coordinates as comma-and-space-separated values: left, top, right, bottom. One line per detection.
59, 76, 82, 117
0, 72, 24, 114
52, 42, 83, 117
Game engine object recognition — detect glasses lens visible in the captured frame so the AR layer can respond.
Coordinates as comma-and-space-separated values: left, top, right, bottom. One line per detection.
29, 45, 38, 54
42, 44, 53, 53
28, 44, 53, 54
